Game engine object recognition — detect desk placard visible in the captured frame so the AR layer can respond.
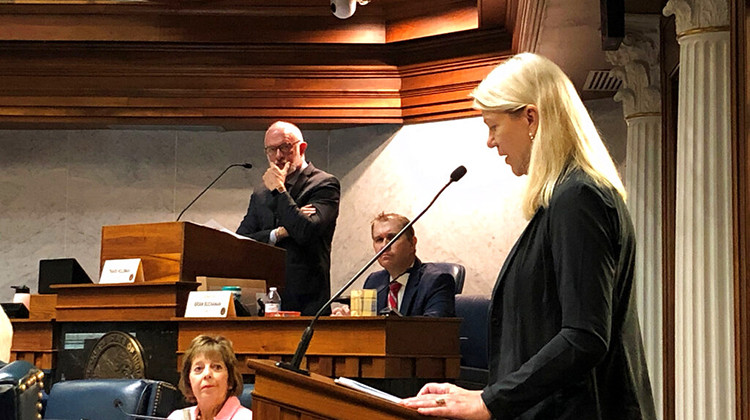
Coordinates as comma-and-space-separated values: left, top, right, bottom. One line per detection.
184, 291, 236, 318
99, 258, 144, 284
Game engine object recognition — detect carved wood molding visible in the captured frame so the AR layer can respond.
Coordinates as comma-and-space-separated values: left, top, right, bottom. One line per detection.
0, 28, 510, 129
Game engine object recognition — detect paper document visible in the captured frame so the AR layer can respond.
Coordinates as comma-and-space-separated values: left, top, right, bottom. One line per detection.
203, 219, 255, 241
334, 377, 403, 404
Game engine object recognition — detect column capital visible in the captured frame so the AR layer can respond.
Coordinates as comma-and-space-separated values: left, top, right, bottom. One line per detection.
663, 0, 729, 36
606, 16, 661, 118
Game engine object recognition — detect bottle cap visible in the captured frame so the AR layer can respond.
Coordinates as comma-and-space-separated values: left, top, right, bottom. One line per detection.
221, 286, 241, 296
270, 287, 277, 291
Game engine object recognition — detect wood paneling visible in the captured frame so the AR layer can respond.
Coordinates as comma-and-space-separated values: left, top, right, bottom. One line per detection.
0, 1, 511, 129
178, 317, 461, 378
732, 1, 749, 419
10, 320, 56, 370
660, 14, 678, 420
385, 2, 478, 43
479, 0, 509, 28
53, 282, 198, 321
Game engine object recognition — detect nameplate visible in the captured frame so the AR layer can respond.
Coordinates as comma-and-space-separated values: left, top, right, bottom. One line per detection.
99, 258, 144, 284
184, 291, 235, 318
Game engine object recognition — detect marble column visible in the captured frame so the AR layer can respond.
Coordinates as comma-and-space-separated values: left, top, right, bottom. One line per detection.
663, 0, 734, 419
605, 16, 663, 418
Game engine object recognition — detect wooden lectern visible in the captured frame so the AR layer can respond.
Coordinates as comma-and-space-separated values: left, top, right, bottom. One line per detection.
43, 222, 287, 321
100, 221, 285, 289
249, 359, 443, 419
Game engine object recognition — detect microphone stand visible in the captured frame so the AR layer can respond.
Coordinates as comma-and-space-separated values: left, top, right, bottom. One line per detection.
277, 165, 467, 375
176, 163, 253, 221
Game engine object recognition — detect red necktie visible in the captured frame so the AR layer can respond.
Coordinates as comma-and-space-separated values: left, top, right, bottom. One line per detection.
388, 281, 402, 310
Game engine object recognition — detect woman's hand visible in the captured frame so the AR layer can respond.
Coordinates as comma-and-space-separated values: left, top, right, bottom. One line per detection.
401, 383, 492, 420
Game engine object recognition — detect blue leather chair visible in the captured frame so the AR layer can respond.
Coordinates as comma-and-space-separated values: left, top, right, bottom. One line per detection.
455, 294, 490, 390
44, 378, 180, 420
0, 360, 44, 420
431, 262, 466, 294
239, 383, 254, 409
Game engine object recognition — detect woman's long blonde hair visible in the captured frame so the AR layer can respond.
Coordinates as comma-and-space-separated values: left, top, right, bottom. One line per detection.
471, 53, 625, 219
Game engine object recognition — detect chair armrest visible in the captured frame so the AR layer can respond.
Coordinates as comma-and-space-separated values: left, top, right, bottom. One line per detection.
0, 360, 44, 420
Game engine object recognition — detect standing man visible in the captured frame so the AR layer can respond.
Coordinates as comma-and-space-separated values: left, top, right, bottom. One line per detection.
237, 121, 340, 316
333, 212, 456, 317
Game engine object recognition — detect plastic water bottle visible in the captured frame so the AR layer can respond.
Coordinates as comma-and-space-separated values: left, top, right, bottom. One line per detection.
264, 287, 281, 316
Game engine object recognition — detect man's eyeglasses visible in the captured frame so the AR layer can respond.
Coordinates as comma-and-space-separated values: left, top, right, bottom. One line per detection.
264, 141, 300, 156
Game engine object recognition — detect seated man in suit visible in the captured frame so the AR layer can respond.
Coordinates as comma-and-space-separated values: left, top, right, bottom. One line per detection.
333, 212, 456, 317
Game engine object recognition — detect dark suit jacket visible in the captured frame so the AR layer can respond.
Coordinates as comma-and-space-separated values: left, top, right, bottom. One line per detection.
363, 258, 456, 317
481, 169, 656, 420
236, 163, 340, 316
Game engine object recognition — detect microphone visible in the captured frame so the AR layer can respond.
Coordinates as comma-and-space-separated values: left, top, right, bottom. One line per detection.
113, 398, 170, 420
450, 165, 467, 182
277, 165, 467, 375
176, 163, 253, 221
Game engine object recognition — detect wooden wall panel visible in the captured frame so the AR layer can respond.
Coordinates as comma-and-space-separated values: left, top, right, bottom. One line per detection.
384, 1, 478, 43
479, 0, 510, 28
732, 1, 749, 419
0, 14, 387, 44
400, 54, 509, 122
0, 1, 512, 129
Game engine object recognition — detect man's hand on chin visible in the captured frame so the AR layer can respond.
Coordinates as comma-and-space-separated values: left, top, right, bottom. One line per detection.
263, 160, 290, 192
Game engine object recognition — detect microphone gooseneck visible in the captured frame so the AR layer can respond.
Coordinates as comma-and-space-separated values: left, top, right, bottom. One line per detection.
176, 163, 253, 221
277, 165, 467, 375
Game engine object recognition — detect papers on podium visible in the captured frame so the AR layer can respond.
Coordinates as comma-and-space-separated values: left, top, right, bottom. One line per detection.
334, 377, 403, 404
202, 219, 254, 241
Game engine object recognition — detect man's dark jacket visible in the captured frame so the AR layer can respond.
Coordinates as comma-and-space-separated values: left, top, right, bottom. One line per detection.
363, 258, 456, 317
237, 163, 340, 315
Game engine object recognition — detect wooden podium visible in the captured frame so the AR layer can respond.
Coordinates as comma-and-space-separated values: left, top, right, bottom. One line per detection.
249, 359, 442, 419
11, 221, 287, 371
100, 221, 285, 289
43, 222, 287, 321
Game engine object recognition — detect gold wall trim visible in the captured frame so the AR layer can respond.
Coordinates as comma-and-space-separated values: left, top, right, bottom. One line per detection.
677, 26, 731, 41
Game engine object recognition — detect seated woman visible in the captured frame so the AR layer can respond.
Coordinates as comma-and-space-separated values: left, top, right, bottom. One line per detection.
169, 335, 252, 420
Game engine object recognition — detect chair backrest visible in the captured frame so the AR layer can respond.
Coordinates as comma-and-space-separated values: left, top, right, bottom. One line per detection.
430, 262, 466, 294
239, 383, 254, 409
455, 294, 490, 390
0, 360, 44, 420
44, 378, 180, 420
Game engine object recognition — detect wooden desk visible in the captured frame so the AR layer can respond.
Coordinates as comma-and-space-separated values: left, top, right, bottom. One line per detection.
10, 319, 56, 370
53, 281, 198, 321
178, 316, 461, 379
13, 316, 461, 381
